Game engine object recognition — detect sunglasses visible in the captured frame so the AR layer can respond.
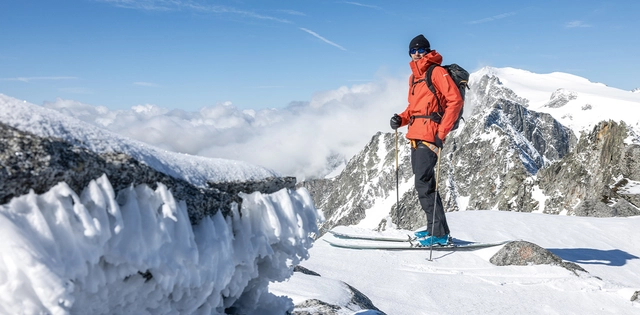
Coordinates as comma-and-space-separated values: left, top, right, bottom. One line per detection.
410, 47, 428, 55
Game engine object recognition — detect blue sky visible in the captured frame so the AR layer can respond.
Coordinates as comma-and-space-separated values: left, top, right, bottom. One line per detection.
2, 0, 639, 111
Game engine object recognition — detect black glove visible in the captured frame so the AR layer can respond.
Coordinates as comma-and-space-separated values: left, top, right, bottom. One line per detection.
434, 134, 444, 148
390, 114, 402, 130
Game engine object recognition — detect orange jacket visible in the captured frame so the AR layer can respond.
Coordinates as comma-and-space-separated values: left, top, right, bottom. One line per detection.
397, 50, 463, 143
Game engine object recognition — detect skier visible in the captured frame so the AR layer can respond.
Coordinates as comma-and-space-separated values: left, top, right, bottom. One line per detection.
389, 34, 464, 246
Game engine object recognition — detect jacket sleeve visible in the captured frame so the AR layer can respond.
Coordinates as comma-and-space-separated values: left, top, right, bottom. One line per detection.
432, 66, 463, 139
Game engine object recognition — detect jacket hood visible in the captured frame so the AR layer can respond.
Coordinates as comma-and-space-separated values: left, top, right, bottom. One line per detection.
410, 50, 443, 77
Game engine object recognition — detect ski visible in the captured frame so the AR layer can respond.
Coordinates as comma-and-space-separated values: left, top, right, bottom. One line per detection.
327, 226, 415, 242
325, 226, 512, 250
323, 237, 511, 250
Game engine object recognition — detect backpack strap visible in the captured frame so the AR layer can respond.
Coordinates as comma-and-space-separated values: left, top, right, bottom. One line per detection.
409, 64, 444, 125
425, 64, 444, 115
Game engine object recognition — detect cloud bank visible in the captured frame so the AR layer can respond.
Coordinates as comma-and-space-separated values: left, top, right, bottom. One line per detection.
43, 76, 407, 180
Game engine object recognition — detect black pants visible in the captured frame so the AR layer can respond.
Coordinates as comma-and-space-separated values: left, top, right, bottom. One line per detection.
411, 142, 450, 237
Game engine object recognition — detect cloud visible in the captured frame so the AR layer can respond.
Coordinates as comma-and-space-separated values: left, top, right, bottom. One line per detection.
1, 76, 77, 83
96, 0, 176, 11
97, 0, 291, 23
249, 85, 287, 89
469, 12, 517, 24
343, 2, 381, 9
565, 20, 592, 28
277, 9, 306, 16
134, 81, 161, 87
42, 75, 407, 180
300, 28, 347, 51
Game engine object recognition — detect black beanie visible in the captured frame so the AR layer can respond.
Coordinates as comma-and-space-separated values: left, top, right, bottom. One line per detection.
409, 34, 430, 51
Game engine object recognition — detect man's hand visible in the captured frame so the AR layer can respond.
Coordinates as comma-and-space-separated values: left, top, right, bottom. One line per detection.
434, 134, 444, 148
390, 114, 402, 130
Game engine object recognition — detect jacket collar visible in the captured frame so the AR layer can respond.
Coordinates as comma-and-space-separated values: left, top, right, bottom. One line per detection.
410, 50, 443, 77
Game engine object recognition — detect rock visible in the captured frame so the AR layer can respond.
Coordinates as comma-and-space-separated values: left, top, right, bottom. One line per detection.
290, 280, 385, 315
490, 241, 587, 275
0, 122, 295, 224
294, 265, 321, 276
545, 88, 578, 108
300, 131, 413, 234
293, 299, 341, 315
537, 121, 640, 216
344, 283, 383, 314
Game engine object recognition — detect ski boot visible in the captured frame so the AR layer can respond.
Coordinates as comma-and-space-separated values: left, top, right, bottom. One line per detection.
418, 234, 450, 247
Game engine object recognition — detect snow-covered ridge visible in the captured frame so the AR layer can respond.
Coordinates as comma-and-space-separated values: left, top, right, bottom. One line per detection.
0, 93, 323, 313
0, 94, 279, 187
471, 67, 640, 136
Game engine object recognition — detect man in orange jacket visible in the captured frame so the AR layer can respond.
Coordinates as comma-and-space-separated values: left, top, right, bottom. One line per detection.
390, 34, 463, 246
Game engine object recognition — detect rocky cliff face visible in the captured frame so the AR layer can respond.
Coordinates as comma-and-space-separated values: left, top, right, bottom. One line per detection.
0, 122, 295, 224
307, 73, 640, 233
537, 120, 640, 216
300, 131, 413, 233
439, 74, 577, 213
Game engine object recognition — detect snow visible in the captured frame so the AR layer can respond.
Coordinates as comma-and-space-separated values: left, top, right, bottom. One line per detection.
455, 195, 470, 211
530, 184, 549, 213
272, 211, 640, 314
471, 67, 640, 138
0, 174, 320, 314
618, 179, 640, 195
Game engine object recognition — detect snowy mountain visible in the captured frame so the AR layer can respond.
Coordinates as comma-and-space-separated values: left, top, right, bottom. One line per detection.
306, 67, 640, 235
471, 67, 640, 136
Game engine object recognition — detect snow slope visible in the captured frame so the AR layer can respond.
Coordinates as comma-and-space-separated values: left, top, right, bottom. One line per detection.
271, 211, 640, 314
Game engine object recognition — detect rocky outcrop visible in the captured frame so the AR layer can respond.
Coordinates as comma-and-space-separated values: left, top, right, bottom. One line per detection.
300, 131, 413, 233
545, 88, 578, 108
390, 188, 425, 231
0, 122, 295, 224
293, 299, 342, 315
537, 120, 640, 216
490, 241, 587, 276
440, 96, 576, 212
291, 267, 385, 315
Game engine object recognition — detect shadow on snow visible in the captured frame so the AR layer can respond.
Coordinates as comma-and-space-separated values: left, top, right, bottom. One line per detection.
548, 248, 639, 266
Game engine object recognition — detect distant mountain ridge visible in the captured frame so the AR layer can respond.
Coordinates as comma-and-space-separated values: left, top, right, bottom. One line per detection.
305, 67, 640, 233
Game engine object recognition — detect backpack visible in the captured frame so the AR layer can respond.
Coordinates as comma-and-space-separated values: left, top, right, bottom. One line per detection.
411, 63, 469, 131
